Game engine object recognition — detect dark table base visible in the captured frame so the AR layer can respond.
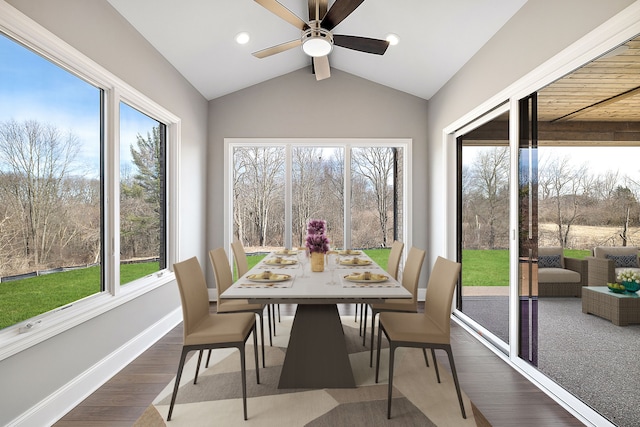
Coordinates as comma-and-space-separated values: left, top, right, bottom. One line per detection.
278, 304, 356, 389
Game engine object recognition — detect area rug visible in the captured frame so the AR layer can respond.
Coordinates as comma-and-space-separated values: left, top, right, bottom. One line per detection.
134, 317, 490, 426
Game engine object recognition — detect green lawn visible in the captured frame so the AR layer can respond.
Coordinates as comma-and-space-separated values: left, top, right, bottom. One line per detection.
2, 248, 592, 330
0, 262, 159, 330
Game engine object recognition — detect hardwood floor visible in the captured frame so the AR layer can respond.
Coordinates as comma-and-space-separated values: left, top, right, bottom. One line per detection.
54, 303, 584, 427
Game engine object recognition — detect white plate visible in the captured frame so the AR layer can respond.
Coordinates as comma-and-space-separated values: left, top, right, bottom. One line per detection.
344, 273, 388, 283
338, 250, 362, 255
247, 273, 291, 282
274, 249, 299, 255
264, 259, 297, 265
340, 258, 372, 266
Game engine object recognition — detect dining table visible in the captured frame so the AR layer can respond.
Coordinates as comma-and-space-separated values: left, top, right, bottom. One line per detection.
220, 249, 412, 389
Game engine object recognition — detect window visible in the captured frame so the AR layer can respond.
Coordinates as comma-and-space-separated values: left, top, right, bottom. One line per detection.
227, 139, 408, 254
0, 18, 178, 353
119, 102, 166, 285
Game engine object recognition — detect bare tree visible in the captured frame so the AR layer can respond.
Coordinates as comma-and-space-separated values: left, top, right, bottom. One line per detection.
538, 155, 589, 247
234, 147, 285, 247
0, 119, 80, 268
352, 147, 394, 247
467, 147, 510, 249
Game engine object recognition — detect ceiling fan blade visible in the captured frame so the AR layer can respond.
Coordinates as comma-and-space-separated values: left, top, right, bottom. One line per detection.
321, 0, 364, 31
313, 55, 330, 80
255, 0, 308, 30
333, 34, 389, 55
308, 0, 328, 22
253, 39, 302, 59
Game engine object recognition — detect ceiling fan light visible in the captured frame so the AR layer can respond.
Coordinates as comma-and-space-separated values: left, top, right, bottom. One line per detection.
385, 33, 399, 46
302, 37, 332, 57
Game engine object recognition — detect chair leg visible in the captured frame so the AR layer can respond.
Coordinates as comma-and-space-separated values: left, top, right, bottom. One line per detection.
375, 324, 384, 383
253, 324, 260, 384
205, 349, 212, 368
445, 346, 467, 419
194, 349, 204, 384
362, 304, 368, 346
359, 303, 365, 335
258, 313, 266, 368
422, 348, 430, 367
354, 302, 359, 322
239, 345, 248, 421
369, 310, 377, 367
271, 304, 277, 335
167, 348, 189, 421
267, 306, 273, 346
431, 348, 440, 383
277, 304, 281, 322
387, 344, 396, 419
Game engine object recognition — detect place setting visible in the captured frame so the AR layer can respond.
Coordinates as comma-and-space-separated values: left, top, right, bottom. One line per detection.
341, 270, 399, 288
236, 270, 294, 288
259, 255, 299, 269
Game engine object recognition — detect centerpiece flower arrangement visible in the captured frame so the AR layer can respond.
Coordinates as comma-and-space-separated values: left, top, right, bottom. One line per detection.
305, 219, 330, 271
616, 269, 640, 293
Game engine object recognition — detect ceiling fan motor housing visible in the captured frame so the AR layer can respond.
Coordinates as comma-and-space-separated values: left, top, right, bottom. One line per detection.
301, 21, 333, 57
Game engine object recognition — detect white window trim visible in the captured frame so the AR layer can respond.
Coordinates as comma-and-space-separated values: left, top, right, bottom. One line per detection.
441, 3, 640, 426
224, 138, 412, 261
0, 1, 181, 360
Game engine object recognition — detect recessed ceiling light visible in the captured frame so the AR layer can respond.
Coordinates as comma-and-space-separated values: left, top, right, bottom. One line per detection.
385, 33, 399, 46
235, 32, 250, 45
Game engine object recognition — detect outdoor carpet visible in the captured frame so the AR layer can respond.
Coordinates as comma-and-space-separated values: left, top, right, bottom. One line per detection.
134, 316, 490, 426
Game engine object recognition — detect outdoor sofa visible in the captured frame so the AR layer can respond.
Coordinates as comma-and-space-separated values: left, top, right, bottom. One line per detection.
586, 246, 640, 286
537, 247, 588, 297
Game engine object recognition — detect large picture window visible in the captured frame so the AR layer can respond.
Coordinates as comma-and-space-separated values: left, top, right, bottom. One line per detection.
0, 26, 175, 344
227, 139, 408, 255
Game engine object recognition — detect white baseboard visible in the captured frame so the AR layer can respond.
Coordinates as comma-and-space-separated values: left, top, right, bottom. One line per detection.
8, 308, 182, 427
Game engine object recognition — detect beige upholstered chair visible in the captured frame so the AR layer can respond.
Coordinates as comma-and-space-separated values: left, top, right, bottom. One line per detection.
537, 247, 588, 297
387, 240, 405, 281
231, 238, 278, 342
210, 247, 269, 368
586, 246, 640, 286
359, 240, 405, 341
375, 256, 465, 420
168, 256, 259, 421
367, 246, 425, 366
231, 238, 250, 278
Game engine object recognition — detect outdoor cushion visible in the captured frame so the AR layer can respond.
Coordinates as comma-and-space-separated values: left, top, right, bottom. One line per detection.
538, 268, 581, 284
538, 247, 565, 268
539, 255, 562, 269
607, 254, 639, 268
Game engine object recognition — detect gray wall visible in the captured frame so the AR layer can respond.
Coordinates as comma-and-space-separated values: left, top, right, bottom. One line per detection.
207, 67, 429, 286
1, 1, 208, 425
425, 0, 636, 267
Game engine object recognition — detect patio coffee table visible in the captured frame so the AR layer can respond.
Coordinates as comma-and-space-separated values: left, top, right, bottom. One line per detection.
582, 286, 640, 326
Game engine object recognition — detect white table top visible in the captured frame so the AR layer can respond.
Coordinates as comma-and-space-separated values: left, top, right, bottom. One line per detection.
221, 251, 412, 304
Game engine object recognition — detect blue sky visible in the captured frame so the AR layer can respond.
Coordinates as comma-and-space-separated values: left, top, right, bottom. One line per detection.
0, 33, 157, 177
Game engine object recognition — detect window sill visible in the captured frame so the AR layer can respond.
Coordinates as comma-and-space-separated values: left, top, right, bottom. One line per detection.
0, 271, 175, 362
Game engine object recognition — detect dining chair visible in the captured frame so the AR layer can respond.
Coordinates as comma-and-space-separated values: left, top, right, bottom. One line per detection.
232, 238, 280, 340
375, 256, 465, 420
357, 241, 405, 337
210, 247, 270, 368
367, 246, 425, 366
360, 240, 405, 343
168, 256, 259, 421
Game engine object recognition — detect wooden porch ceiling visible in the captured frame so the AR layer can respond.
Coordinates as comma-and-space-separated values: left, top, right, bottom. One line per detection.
463, 35, 640, 146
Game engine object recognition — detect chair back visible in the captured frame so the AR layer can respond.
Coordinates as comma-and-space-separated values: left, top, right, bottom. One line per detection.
387, 240, 405, 280
401, 247, 426, 301
209, 247, 234, 304
173, 257, 211, 340
231, 238, 249, 277
423, 256, 461, 336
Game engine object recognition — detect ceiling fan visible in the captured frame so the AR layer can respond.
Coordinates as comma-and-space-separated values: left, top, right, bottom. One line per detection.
253, 0, 390, 80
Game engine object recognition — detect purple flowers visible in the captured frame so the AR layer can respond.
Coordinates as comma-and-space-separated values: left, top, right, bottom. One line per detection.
306, 219, 330, 253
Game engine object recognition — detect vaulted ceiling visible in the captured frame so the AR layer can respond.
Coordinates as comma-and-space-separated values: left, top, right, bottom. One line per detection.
106, 0, 528, 101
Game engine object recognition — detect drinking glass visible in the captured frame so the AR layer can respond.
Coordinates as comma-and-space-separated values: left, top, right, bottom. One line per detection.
327, 252, 339, 285
297, 248, 308, 278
